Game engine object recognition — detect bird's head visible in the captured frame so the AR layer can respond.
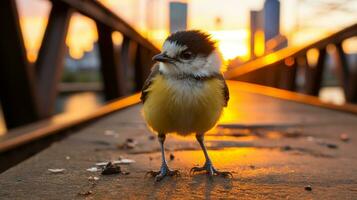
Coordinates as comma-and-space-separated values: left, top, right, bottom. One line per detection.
153, 30, 223, 77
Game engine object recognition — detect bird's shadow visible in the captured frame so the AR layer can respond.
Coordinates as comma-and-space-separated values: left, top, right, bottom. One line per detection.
146, 173, 234, 199
188, 174, 234, 199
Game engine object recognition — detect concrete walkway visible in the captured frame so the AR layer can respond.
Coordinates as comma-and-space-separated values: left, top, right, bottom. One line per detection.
0, 82, 357, 199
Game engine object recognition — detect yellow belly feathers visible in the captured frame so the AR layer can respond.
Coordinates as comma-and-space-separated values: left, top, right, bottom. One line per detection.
143, 74, 225, 135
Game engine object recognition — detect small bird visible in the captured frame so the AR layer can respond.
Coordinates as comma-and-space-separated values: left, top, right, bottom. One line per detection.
141, 30, 230, 181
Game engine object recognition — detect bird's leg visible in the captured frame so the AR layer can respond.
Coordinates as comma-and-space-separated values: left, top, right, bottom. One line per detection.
146, 134, 179, 181
190, 134, 232, 177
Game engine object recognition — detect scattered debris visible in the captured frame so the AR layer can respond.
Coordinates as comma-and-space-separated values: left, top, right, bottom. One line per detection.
101, 162, 121, 175
96, 162, 108, 167
306, 136, 315, 142
340, 133, 350, 142
283, 128, 303, 138
65, 156, 71, 160
316, 141, 338, 149
114, 158, 135, 165
87, 167, 99, 172
304, 185, 312, 191
104, 130, 119, 138
249, 165, 255, 169
281, 145, 292, 151
88, 176, 99, 181
93, 140, 111, 146
78, 190, 93, 196
148, 135, 156, 140
326, 143, 338, 149
169, 153, 175, 160
48, 168, 65, 174
117, 138, 138, 149
95, 158, 135, 168
121, 171, 130, 175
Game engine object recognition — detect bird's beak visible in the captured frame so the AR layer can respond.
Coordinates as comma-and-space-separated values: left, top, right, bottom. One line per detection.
152, 53, 175, 63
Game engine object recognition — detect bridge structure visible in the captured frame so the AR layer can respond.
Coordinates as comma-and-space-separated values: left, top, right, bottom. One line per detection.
0, 0, 357, 199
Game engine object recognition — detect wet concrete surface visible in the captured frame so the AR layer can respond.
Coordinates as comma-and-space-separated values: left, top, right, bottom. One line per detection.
0, 85, 357, 199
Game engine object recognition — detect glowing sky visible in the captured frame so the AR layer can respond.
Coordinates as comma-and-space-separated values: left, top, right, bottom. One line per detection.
16, 0, 357, 61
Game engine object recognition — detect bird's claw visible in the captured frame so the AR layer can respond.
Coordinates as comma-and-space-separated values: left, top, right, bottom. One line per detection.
146, 168, 180, 182
190, 163, 232, 178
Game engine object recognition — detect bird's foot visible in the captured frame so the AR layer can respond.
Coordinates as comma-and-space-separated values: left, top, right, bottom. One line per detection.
190, 162, 232, 178
146, 165, 180, 182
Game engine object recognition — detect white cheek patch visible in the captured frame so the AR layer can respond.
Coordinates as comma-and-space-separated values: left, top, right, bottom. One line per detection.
162, 41, 187, 58
190, 50, 223, 77
203, 50, 223, 72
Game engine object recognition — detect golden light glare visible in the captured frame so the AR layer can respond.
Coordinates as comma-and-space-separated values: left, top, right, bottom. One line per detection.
209, 30, 250, 61
19, 17, 48, 62
66, 14, 98, 60
342, 37, 357, 54
306, 48, 319, 68
112, 31, 123, 46
254, 30, 265, 57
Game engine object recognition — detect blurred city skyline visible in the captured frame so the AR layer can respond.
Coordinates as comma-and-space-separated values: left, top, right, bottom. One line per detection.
16, 0, 357, 62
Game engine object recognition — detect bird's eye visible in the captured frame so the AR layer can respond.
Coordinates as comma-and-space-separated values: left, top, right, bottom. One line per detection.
180, 51, 193, 60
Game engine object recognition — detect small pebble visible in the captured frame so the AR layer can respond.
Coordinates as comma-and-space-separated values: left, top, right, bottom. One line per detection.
169, 153, 175, 160
65, 156, 70, 160
340, 133, 350, 142
126, 138, 134, 143
304, 185, 312, 191
88, 176, 99, 181
249, 165, 255, 169
121, 171, 130, 175
78, 190, 93, 196
101, 162, 121, 175
87, 167, 99, 172
48, 169, 65, 174
281, 145, 292, 151
326, 143, 338, 149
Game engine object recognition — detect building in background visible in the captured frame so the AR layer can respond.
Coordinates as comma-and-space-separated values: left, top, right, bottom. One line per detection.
250, 0, 288, 59
169, 2, 188, 33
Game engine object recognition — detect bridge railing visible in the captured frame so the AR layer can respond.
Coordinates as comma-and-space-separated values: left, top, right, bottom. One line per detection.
0, 0, 159, 129
225, 23, 357, 103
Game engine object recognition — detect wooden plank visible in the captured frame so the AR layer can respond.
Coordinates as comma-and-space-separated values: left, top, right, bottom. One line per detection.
0, 0, 40, 129
0, 94, 140, 171
96, 22, 126, 100
35, 1, 72, 117
1, 81, 357, 198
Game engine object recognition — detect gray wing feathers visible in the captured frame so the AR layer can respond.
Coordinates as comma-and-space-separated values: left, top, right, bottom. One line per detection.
141, 64, 160, 103
216, 74, 229, 107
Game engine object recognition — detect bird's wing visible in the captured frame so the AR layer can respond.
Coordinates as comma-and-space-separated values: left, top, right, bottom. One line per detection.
216, 73, 229, 107
141, 63, 160, 103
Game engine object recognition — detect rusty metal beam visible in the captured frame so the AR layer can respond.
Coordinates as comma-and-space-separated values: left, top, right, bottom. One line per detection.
279, 59, 297, 91
305, 48, 327, 96
225, 23, 357, 79
0, 0, 40, 129
54, 0, 159, 54
333, 43, 350, 101
35, 1, 72, 117
121, 37, 138, 93
134, 46, 153, 91
96, 22, 126, 100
